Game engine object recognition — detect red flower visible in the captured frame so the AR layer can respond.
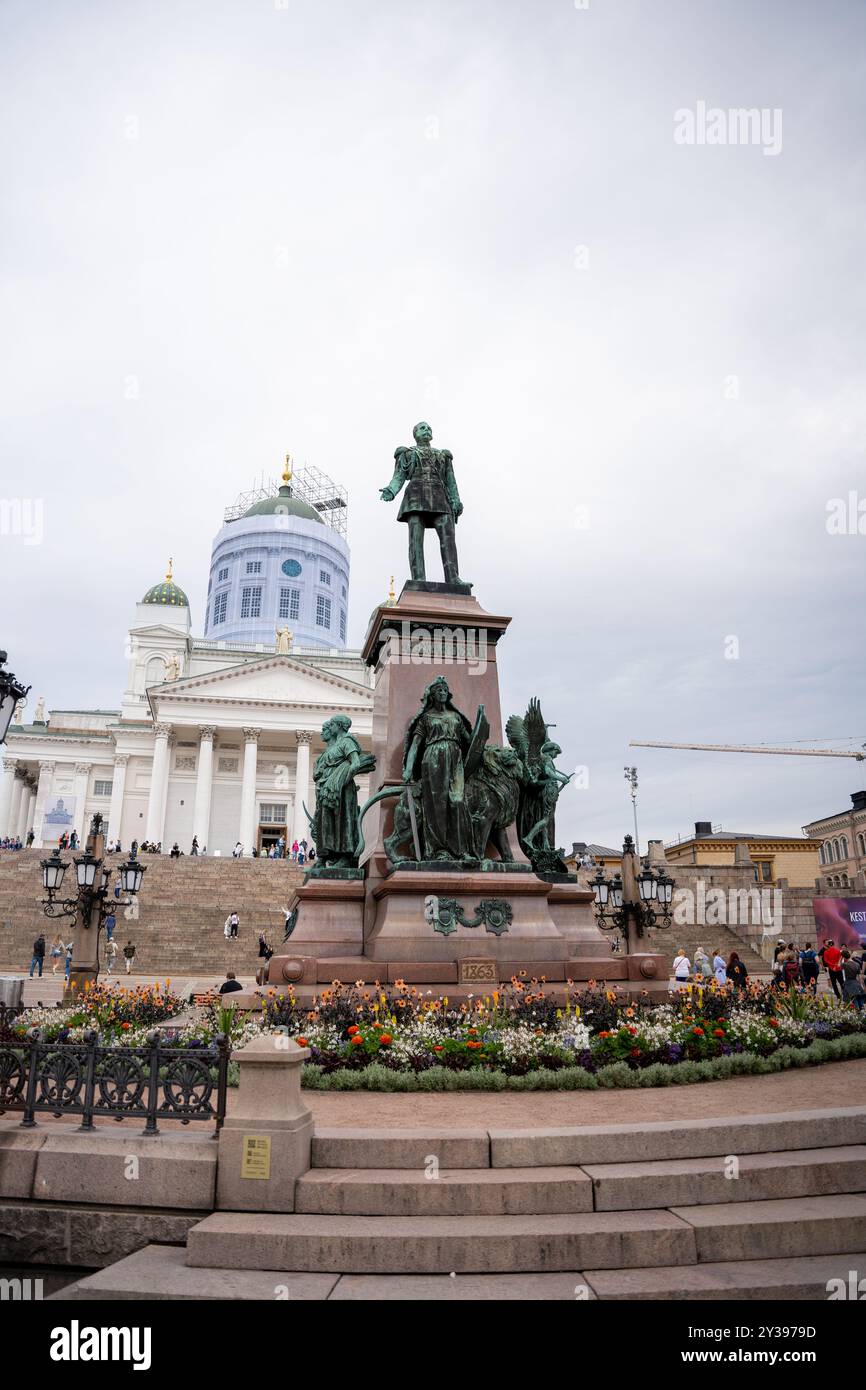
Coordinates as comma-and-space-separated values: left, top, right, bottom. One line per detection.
630, 1047, 641, 1057
769, 1018, 779, 1027
433, 1045, 443, 1052
713, 1029, 725, 1038
598, 1030, 610, 1039
466, 1041, 482, 1049
627, 1026, 638, 1036
378, 1034, 392, 1046
296, 1037, 308, 1047
693, 1027, 704, 1036
347, 1024, 359, 1035
121, 1022, 130, 1031
350, 1035, 364, 1046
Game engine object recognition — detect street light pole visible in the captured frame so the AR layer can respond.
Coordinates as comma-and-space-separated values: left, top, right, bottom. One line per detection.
624, 765, 639, 856
40, 812, 146, 999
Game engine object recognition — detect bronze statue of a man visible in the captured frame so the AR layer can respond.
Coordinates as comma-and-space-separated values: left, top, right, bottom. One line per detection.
379, 421, 467, 586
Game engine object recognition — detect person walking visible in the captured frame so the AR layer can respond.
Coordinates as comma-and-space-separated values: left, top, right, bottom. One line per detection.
672, 948, 691, 985
64, 939, 73, 982
291, 839, 299, 861
820, 939, 844, 1000
191, 836, 199, 856
29, 933, 46, 978
26, 828, 34, 847
104, 909, 116, 943
49, 933, 64, 974
800, 943, 820, 994
123, 940, 136, 975
105, 937, 118, 975
840, 949, 866, 1011
727, 951, 749, 989
712, 949, 727, 986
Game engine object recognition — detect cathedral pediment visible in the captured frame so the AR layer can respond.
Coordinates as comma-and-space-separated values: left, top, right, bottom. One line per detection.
146, 654, 372, 716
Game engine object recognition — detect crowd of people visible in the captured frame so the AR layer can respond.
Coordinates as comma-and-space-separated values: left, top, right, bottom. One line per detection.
670, 939, 866, 1009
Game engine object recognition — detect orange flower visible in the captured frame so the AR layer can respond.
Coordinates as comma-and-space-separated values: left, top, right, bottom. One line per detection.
713, 1029, 725, 1038
121, 1022, 130, 1031
296, 1037, 308, 1047
466, 1041, 482, 1050
350, 1035, 364, 1046
693, 1026, 704, 1036
378, 1034, 392, 1046
347, 1024, 359, 1035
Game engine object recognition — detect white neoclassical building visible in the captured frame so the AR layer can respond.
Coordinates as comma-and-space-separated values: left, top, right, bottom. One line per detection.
0, 466, 375, 854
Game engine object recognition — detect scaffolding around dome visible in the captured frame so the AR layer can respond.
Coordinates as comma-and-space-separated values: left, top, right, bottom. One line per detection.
223, 464, 348, 538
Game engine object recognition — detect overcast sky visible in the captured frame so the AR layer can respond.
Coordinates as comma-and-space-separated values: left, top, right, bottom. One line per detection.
3, 0, 865, 851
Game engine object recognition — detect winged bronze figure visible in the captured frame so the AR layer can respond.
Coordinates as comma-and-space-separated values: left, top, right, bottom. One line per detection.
506, 697, 572, 872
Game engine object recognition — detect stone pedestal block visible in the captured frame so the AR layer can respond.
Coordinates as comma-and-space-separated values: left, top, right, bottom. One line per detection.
282, 875, 366, 958
365, 866, 566, 963
216, 1033, 313, 1215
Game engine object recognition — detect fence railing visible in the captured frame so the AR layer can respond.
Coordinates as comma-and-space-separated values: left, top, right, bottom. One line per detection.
0, 1026, 229, 1136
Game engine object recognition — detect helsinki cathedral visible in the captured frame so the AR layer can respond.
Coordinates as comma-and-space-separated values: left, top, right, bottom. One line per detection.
0, 460, 375, 855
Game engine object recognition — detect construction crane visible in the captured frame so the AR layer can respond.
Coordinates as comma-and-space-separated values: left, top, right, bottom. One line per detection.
630, 740, 866, 761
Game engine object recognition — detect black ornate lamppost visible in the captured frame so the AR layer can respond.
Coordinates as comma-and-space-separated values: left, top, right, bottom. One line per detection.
41, 812, 146, 997
0, 651, 30, 745
591, 834, 675, 953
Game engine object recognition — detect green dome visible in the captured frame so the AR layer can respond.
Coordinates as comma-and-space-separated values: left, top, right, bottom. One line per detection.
242, 485, 323, 525
142, 566, 189, 606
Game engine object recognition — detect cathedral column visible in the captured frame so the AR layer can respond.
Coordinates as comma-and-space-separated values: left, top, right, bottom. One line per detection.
292, 732, 313, 845
12, 777, 28, 840
192, 726, 216, 849
72, 763, 91, 841
22, 784, 36, 840
32, 760, 55, 848
108, 756, 128, 844
0, 760, 17, 837
238, 728, 261, 853
145, 725, 172, 847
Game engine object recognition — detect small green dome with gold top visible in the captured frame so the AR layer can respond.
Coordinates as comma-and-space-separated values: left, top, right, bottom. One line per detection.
142, 558, 189, 606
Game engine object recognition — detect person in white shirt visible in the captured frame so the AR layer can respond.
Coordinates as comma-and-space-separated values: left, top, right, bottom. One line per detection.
712, 950, 727, 986
672, 948, 691, 984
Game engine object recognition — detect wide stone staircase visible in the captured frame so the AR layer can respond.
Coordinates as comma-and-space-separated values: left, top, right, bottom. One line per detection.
55, 1106, 866, 1300
0, 851, 304, 975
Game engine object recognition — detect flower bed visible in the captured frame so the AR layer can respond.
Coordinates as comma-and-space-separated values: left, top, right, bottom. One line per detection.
8, 980, 189, 1047
8, 975, 866, 1090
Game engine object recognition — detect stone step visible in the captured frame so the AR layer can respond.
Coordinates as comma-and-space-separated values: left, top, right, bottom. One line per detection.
56, 1242, 866, 1301
296, 1166, 593, 1216
311, 1128, 490, 1171
586, 1145, 866, 1210
672, 1193, 866, 1263
186, 1208, 696, 1273
310, 1109, 866, 1171
584, 1252, 866, 1301
51, 1244, 339, 1301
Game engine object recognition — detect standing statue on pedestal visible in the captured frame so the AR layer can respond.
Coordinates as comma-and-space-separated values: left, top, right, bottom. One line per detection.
379, 421, 468, 588
309, 716, 376, 869
506, 698, 572, 873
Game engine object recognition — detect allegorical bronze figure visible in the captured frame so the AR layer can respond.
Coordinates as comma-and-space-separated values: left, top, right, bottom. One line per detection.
379, 421, 468, 587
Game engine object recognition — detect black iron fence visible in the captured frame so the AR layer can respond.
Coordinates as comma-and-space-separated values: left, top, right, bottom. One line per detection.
0, 1026, 230, 1136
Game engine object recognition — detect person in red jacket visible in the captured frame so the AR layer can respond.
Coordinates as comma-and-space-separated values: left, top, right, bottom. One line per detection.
820, 940, 844, 999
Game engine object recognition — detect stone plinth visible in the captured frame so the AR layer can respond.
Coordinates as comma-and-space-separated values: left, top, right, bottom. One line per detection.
282, 875, 366, 958
365, 866, 565, 963
216, 1033, 313, 1215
